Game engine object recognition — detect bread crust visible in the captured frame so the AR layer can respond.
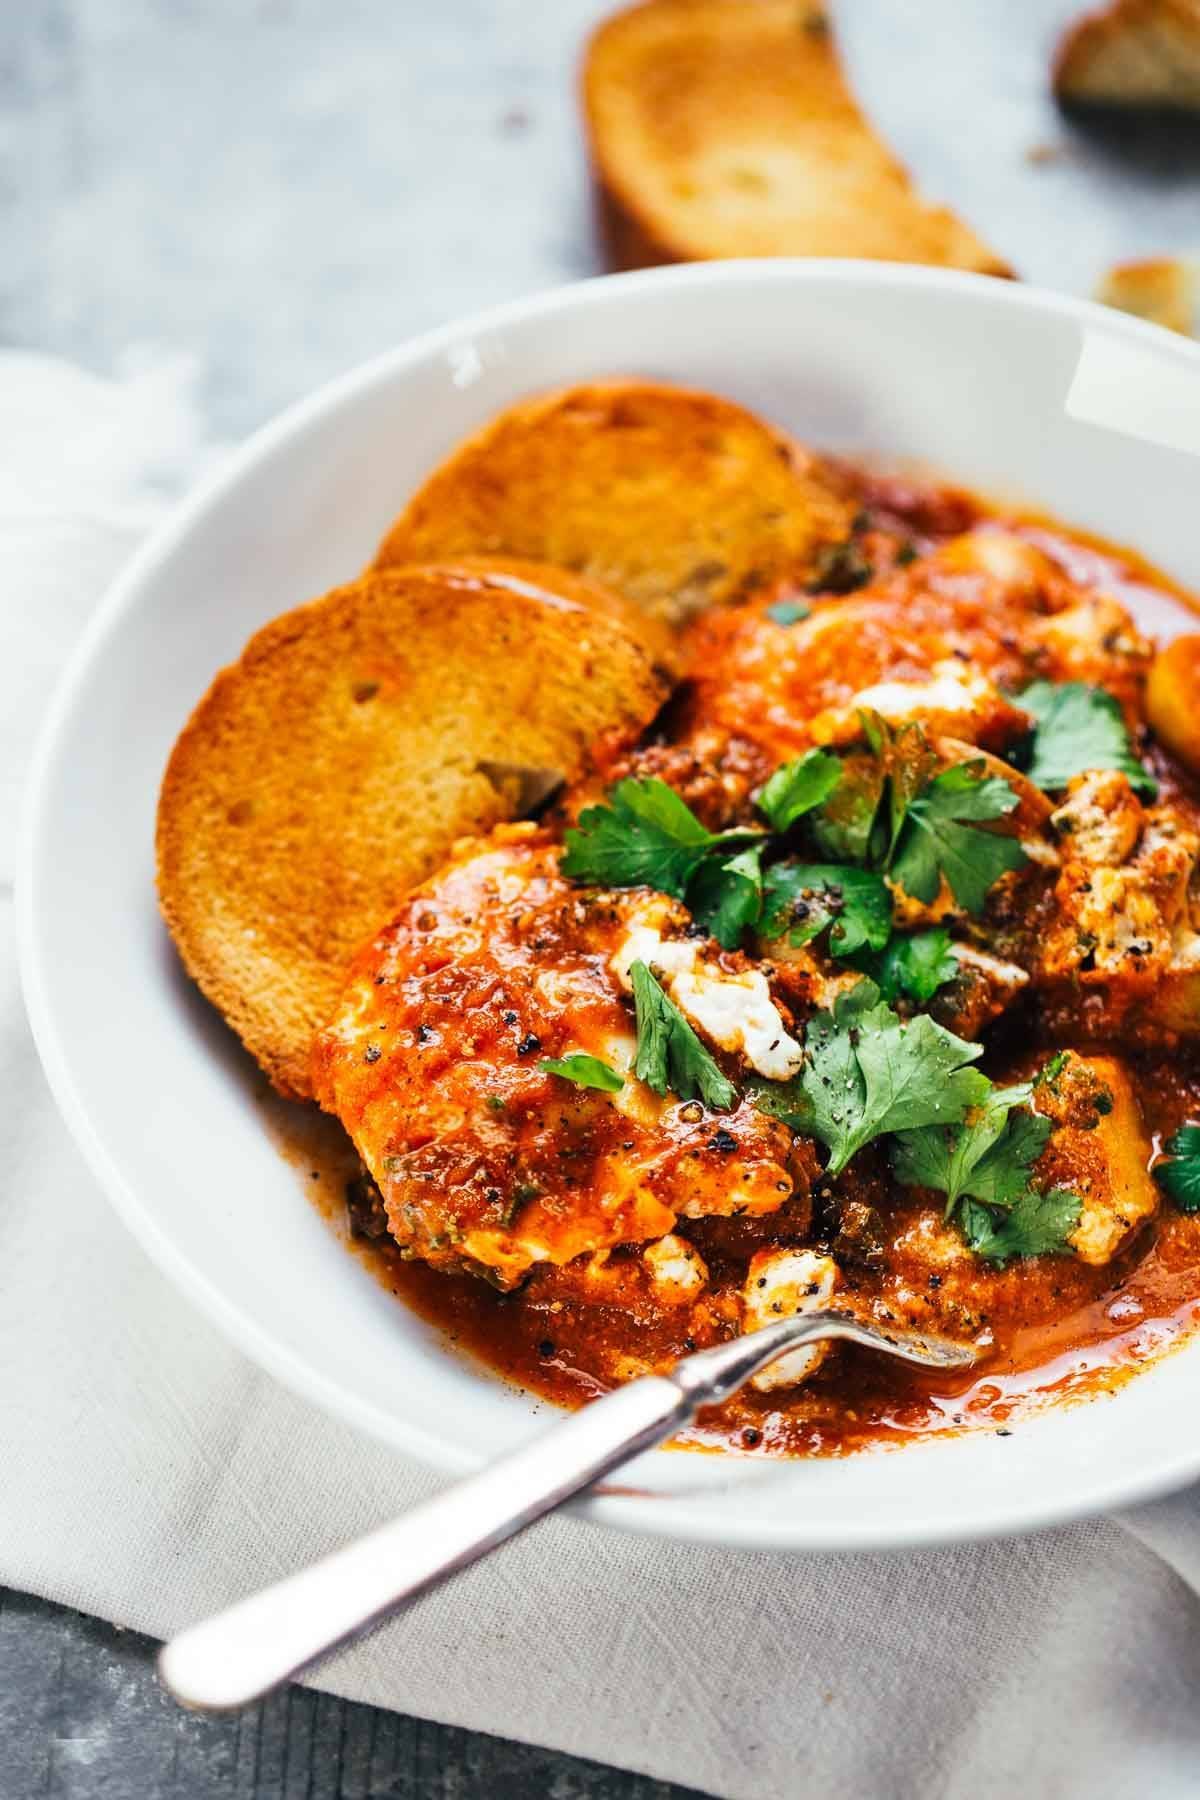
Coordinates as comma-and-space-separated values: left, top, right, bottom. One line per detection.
1054, 0, 1200, 108
580, 0, 1011, 274
375, 378, 857, 625
156, 561, 673, 1098
1097, 255, 1200, 334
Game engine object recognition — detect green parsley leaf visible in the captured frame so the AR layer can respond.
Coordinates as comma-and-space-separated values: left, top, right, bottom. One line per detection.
766, 598, 812, 626
759, 979, 988, 1176
809, 749, 888, 864
1155, 1125, 1200, 1214
755, 749, 842, 832
870, 927, 959, 1005
862, 714, 942, 865
1022, 680, 1157, 798
892, 1082, 1051, 1214
960, 1188, 1081, 1264
889, 761, 1027, 915
629, 960, 736, 1111
687, 843, 764, 951
750, 1070, 816, 1134
1035, 1049, 1070, 1091
806, 540, 874, 595
538, 1053, 625, 1094
760, 862, 892, 957
561, 777, 749, 896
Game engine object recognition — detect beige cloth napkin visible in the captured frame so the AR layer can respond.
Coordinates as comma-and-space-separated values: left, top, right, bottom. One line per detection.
6, 351, 1200, 1800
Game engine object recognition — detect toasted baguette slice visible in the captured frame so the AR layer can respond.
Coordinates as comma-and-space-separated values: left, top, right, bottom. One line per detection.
375, 379, 855, 625
157, 561, 673, 1099
581, 0, 1010, 273
1054, 0, 1200, 108
1097, 254, 1200, 334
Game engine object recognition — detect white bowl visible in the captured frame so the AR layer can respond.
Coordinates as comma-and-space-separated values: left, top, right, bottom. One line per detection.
19, 262, 1200, 1551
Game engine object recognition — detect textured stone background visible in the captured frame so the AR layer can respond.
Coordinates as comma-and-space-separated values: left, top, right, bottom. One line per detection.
2, 0, 1197, 1793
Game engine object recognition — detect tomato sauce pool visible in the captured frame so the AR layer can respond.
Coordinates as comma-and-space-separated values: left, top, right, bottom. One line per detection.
271, 482, 1200, 1459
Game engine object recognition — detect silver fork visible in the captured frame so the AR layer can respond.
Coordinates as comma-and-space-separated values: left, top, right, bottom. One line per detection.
158, 1311, 978, 1711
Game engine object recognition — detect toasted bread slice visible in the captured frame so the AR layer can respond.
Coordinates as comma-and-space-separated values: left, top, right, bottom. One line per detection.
1054, 0, 1200, 108
375, 379, 856, 626
157, 561, 673, 1099
1097, 254, 1200, 333
580, 0, 1010, 273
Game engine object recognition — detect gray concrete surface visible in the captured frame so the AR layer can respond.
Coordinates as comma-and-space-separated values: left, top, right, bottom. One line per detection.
0, 1589, 697, 1798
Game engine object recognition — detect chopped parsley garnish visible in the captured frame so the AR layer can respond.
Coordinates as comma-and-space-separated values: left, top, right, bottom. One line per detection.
809, 747, 890, 865
1036, 1049, 1070, 1091
561, 777, 756, 896
869, 926, 959, 1005
687, 842, 764, 951
765, 598, 812, 626
1021, 680, 1157, 798
755, 749, 842, 832
806, 540, 874, 595
892, 1081, 1051, 1213
1155, 1126, 1200, 1214
888, 760, 1027, 915
753, 979, 987, 1176
629, 960, 736, 1111
539, 1053, 624, 1093
959, 1189, 1082, 1264
892, 1066, 1081, 1263
564, 719, 1024, 968
808, 719, 1026, 916
865, 714, 942, 866
560, 760, 839, 952
760, 863, 892, 957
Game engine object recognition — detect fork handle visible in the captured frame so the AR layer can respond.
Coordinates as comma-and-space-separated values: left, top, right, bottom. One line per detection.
158, 1375, 689, 1710
157, 1314, 855, 1711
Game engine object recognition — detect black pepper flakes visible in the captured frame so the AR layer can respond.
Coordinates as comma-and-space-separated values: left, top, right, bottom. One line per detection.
708, 1127, 738, 1154
517, 1033, 542, 1056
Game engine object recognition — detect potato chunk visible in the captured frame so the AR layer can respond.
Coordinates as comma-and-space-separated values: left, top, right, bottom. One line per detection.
1148, 636, 1200, 775
1035, 781, 1200, 1040
1032, 1055, 1158, 1266
1050, 770, 1144, 867
1026, 596, 1152, 713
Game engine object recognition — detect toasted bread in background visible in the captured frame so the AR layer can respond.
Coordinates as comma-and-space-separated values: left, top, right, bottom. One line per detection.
1097, 255, 1200, 333
375, 380, 856, 626
580, 0, 1011, 274
1054, 0, 1200, 108
157, 561, 673, 1099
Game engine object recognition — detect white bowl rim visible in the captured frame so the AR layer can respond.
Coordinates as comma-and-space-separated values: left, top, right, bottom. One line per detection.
18, 258, 1200, 1553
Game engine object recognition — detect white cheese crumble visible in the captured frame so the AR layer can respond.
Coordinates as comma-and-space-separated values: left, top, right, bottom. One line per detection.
742, 1249, 839, 1391
609, 924, 803, 1080
643, 1233, 708, 1300
670, 967, 803, 1081
848, 659, 996, 725
609, 922, 698, 987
